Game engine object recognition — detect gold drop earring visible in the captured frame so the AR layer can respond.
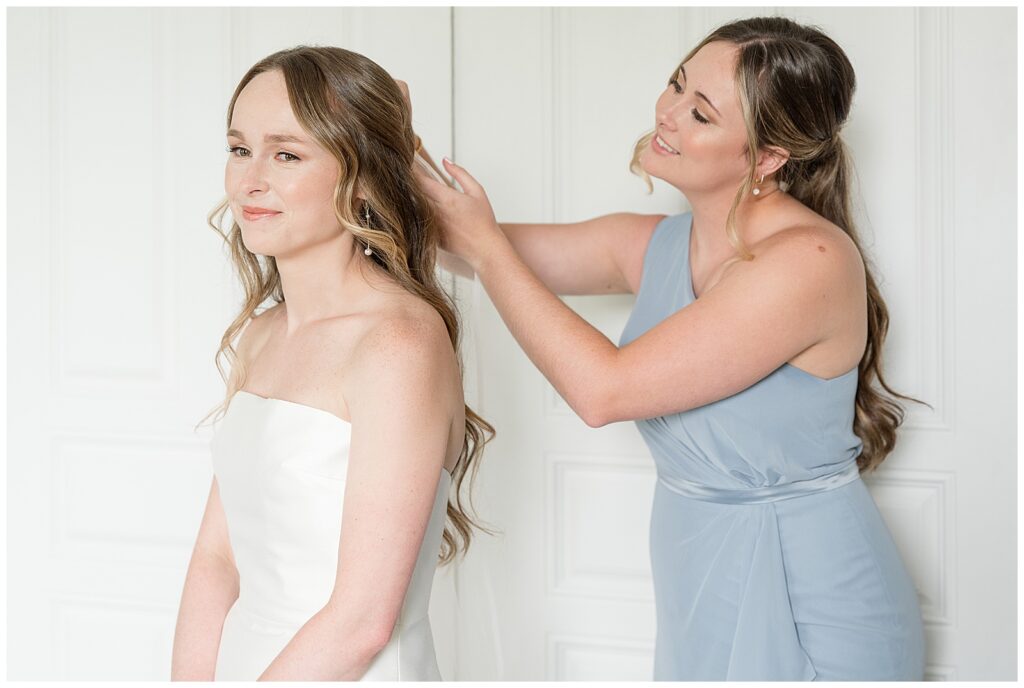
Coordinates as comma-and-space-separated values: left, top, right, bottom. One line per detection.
752, 173, 766, 196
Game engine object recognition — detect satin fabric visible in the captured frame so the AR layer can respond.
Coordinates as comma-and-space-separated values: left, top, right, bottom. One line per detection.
619, 212, 925, 680
210, 390, 451, 680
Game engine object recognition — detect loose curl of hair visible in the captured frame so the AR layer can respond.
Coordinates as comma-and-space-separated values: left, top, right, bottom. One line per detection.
629, 17, 930, 473
196, 45, 495, 565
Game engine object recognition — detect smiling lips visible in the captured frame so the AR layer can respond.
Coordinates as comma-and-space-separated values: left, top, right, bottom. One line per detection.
241, 206, 281, 221
654, 134, 680, 155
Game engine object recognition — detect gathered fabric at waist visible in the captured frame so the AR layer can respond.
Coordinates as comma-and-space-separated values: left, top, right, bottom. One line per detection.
657, 461, 861, 505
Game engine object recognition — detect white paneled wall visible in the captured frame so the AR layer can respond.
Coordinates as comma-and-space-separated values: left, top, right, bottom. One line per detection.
548, 453, 656, 602
7, 6, 1016, 682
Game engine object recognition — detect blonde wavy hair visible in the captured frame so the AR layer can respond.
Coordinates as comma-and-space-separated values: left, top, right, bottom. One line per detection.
629, 17, 930, 473
196, 45, 494, 565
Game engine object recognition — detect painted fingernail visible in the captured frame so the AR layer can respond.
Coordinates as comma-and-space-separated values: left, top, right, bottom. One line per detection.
443, 156, 453, 164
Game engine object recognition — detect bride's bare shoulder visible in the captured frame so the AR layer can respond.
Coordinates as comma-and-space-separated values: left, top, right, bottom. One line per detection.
353, 299, 456, 373
343, 298, 462, 418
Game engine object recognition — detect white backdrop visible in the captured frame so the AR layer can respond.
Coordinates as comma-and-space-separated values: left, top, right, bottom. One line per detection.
7, 6, 1016, 681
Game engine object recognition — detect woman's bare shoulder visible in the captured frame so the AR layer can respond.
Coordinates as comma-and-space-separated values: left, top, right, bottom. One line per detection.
760, 217, 865, 282
339, 297, 462, 427
354, 299, 455, 368
744, 215, 867, 341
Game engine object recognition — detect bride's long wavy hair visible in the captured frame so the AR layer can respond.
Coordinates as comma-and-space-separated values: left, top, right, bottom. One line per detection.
196, 45, 494, 565
630, 17, 930, 473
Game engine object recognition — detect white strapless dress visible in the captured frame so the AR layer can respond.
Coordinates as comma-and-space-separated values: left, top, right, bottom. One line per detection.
210, 390, 452, 680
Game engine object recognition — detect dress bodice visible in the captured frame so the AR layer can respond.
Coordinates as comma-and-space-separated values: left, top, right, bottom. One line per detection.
618, 212, 864, 490
210, 390, 451, 680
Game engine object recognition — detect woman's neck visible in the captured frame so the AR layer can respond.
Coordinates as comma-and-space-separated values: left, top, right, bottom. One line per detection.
272, 234, 390, 334
686, 184, 785, 265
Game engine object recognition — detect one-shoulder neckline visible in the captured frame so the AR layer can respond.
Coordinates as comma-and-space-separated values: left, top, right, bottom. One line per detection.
681, 212, 700, 302
231, 390, 453, 482
676, 212, 859, 385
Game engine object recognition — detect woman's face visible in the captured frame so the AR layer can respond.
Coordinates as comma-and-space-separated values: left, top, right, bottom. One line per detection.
641, 40, 752, 195
225, 69, 342, 258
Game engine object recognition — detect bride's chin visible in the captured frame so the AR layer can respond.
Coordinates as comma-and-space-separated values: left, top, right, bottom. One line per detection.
239, 235, 275, 258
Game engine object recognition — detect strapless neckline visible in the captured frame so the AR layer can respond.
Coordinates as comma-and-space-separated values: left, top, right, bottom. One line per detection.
232, 389, 454, 482
235, 389, 353, 428
213, 388, 452, 679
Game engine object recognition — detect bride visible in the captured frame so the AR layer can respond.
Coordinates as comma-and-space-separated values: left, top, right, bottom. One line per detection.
170, 46, 493, 680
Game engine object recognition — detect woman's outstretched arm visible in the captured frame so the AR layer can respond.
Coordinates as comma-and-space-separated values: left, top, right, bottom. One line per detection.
405, 96, 659, 294
418, 158, 861, 426
496, 214, 664, 295
417, 144, 661, 295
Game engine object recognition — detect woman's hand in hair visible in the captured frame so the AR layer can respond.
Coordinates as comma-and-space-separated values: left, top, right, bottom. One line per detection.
415, 158, 508, 274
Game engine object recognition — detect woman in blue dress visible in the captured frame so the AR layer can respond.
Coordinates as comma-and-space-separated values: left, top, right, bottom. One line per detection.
416, 16, 927, 680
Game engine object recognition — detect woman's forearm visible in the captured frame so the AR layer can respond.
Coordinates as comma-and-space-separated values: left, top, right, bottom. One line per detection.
415, 155, 619, 424
476, 233, 619, 426
171, 554, 240, 680
256, 605, 390, 681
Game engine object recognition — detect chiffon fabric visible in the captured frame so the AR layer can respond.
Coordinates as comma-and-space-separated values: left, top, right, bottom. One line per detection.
618, 212, 925, 680
210, 391, 450, 680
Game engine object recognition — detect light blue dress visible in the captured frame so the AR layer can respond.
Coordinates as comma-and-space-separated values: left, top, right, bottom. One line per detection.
618, 212, 925, 680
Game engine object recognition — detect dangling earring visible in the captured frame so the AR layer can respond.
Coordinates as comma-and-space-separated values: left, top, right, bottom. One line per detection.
752, 173, 766, 196
362, 204, 373, 256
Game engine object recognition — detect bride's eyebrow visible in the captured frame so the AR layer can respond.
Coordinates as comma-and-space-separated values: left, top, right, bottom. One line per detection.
226, 128, 310, 145
679, 65, 722, 117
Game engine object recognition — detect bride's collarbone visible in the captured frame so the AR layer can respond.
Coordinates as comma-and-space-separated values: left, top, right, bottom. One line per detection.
241, 332, 360, 424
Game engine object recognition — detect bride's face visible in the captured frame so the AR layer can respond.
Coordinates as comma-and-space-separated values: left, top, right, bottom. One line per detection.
225, 69, 342, 258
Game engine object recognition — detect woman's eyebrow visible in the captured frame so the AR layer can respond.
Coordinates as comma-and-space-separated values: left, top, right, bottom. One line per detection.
226, 128, 309, 144
679, 66, 721, 117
